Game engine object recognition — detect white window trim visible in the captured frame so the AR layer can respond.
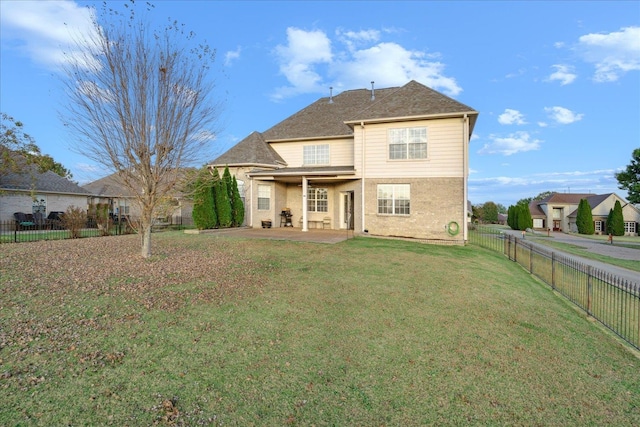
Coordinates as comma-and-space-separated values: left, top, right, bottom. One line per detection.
308, 188, 328, 213
257, 185, 271, 211
377, 184, 410, 216
303, 144, 330, 166
388, 127, 428, 161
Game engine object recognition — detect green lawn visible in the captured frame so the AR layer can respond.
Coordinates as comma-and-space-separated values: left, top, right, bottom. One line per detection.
1, 232, 638, 426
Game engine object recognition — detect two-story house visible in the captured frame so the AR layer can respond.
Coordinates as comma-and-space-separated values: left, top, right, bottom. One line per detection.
210, 80, 478, 243
529, 192, 640, 235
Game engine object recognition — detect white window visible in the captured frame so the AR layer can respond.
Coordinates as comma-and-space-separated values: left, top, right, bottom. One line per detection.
377, 184, 410, 215
32, 195, 46, 215
388, 127, 427, 160
595, 221, 602, 232
308, 188, 328, 212
552, 208, 562, 219
257, 185, 270, 210
624, 221, 636, 234
303, 144, 329, 165
533, 218, 544, 229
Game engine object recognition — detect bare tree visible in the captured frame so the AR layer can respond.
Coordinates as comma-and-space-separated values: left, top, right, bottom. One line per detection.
61, 2, 220, 257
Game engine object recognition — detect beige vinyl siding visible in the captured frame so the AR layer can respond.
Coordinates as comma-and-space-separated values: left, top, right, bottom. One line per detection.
270, 138, 353, 168
355, 118, 465, 179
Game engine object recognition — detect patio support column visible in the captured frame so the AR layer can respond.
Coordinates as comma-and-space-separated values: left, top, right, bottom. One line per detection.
302, 176, 308, 232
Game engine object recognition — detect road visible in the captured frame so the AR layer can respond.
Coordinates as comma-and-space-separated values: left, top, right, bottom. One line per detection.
503, 230, 639, 286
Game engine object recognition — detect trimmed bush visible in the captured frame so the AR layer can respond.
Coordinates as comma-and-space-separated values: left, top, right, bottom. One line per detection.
576, 199, 594, 235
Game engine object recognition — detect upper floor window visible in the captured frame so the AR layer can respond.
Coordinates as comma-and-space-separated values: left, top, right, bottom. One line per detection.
388, 127, 427, 160
303, 144, 330, 165
257, 185, 271, 210
308, 188, 328, 212
377, 184, 410, 215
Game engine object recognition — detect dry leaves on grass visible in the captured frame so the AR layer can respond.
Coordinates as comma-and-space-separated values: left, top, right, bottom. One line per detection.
0, 233, 274, 387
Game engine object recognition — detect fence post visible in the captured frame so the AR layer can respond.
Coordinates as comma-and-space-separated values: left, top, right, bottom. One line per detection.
586, 265, 592, 316
514, 237, 517, 263
551, 252, 556, 290
529, 243, 533, 273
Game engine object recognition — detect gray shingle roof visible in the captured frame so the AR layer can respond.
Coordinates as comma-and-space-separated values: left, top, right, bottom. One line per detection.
212, 80, 478, 167
261, 80, 477, 142
82, 173, 136, 197
210, 131, 286, 166
0, 165, 91, 195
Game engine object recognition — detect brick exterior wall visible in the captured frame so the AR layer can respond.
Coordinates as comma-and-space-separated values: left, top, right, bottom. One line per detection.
0, 192, 89, 223
363, 177, 465, 242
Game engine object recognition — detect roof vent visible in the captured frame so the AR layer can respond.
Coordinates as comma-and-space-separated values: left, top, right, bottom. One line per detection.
371, 81, 375, 101
329, 86, 334, 104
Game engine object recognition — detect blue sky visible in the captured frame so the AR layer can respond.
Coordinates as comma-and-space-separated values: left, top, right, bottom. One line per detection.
1, 1, 639, 207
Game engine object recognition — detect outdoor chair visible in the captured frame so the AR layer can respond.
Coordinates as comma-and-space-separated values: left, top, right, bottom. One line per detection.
13, 212, 35, 230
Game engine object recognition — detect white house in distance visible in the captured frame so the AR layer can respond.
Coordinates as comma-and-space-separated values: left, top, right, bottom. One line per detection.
529, 192, 640, 236
210, 80, 478, 243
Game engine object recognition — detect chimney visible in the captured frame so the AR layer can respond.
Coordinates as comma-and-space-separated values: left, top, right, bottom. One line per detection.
329, 87, 333, 104
371, 81, 375, 101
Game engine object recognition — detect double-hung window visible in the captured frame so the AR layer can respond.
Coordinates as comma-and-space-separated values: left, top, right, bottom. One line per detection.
388, 127, 427, 160
257, 185, 270, 210
308, 188, 328, 212
303, 144, 329, 165
377, 184, 410, 215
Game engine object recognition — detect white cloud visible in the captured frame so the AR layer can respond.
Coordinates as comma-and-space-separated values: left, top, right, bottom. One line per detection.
577, 26, 640, 82
498, 109, 526, 125
538, 122, 548, 128
478, 131, 542, 156
272, 27, 461, 100
544, 106, 584, 124
0, 0, 96, 70
272, 27, 333, 99
547, 64, 577, 85
224, 47, 241, 66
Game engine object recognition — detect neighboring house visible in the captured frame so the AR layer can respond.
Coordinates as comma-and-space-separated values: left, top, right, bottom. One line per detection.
82, 171, 193, 223
0, 164, 91, 224
210, 80, 478, 243
529, 192, 640, 236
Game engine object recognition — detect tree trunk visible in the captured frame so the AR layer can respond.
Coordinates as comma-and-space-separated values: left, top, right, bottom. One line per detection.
141, 224, 152, 258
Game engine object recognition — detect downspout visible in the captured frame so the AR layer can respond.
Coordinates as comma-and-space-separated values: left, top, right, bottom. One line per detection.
248, 174, 253, 227
302, 176, 308, 232
463, 114, 469, 241
360, 121, 366, 233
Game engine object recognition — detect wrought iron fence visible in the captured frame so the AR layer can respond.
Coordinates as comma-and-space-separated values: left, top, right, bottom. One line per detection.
469, 225, 640, 351
0, 215, 194, 244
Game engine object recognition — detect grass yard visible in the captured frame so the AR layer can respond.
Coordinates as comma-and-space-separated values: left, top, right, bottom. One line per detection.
1, 232, 638, 426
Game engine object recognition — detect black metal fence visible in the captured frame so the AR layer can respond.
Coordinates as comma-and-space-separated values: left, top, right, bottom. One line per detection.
469, 225, 640, 351
0, 215, 194, 244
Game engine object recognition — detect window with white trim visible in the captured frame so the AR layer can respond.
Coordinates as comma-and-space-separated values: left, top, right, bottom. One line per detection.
377, 184, 410, 215
388, 127, 427, 160
303, 144, 329, 165
624, 221, 636, 234
594, 220, 602, 232
307, 188, 328, 212
257, 185, 270, 210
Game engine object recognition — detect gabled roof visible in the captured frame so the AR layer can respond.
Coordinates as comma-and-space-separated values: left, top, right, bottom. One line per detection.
0, 165, 91, 195
82, 173, 136, 198
210, 131, 286, 166
529, 200, 546, 217
347, 80, 477, 130
83, 169, 194, 199
262, 80, 478, 142
538, 193, 593, 204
